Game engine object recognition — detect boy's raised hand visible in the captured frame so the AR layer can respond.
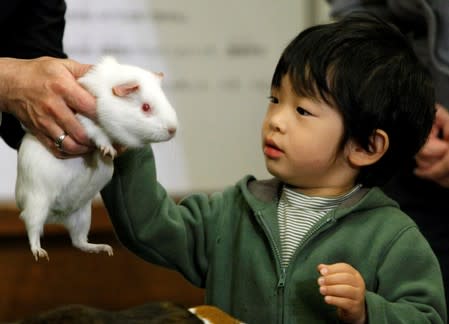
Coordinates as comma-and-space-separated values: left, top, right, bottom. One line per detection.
317, 263, 366, 324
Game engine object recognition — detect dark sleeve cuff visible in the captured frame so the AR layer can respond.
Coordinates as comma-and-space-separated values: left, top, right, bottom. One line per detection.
0, 112, 25, 149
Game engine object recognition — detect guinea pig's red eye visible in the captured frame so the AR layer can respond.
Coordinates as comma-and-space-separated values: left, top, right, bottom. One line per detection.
142, 103, 151, 113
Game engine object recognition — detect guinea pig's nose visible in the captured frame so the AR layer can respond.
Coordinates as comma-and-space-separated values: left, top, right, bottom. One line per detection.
168, 127, 177, 136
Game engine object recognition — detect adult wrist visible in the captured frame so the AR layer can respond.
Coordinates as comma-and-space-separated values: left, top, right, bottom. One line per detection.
0, 57, 23, 114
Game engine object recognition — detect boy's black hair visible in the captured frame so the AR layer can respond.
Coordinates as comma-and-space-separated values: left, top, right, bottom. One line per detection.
271, 13, 435, 187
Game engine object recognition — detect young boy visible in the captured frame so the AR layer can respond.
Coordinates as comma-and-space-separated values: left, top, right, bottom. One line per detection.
101, 14, 447, 323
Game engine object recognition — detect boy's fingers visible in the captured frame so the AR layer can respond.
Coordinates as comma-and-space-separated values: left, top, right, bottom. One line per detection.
318, 263, 357, 275
320, 284, 359, 300
318, 272, 354, 286
323, 295, 355, 310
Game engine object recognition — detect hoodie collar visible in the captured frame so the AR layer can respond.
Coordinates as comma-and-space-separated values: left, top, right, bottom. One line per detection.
239, 176, 399, 217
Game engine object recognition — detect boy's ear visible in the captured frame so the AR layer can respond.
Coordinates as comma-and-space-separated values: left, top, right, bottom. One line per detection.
347, 129, 389, 167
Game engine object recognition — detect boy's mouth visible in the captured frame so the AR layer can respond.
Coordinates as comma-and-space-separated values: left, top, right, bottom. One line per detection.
263, 139, 283, 158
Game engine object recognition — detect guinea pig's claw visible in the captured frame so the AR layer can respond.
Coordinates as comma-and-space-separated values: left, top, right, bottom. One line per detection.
100, 146, 117, 159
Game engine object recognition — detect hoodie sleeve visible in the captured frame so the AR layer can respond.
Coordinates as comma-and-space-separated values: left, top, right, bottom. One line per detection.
100, 146, 225, 287
365, 225, 447, 323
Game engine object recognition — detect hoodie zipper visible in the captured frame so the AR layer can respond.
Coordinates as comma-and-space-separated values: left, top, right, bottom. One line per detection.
256, 209, 336, 323
267, 211, 336, 323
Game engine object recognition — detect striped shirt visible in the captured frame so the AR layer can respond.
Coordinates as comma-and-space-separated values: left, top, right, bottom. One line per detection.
277, 185, 362, 268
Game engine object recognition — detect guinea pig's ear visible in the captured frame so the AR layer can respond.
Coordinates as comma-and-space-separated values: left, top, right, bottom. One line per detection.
154, 72, 164, 79
112, 82, 140, 97
153, 72, 164, 84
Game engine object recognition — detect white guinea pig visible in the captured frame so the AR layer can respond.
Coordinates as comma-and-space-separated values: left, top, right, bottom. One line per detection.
15, 56, 178, 261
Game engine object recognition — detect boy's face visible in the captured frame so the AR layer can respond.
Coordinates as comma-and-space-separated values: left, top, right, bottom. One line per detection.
261, 75, 355, 196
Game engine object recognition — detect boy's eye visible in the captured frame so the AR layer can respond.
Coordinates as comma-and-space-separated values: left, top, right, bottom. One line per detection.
296, 106, 311, 116
268, 95, 279, 104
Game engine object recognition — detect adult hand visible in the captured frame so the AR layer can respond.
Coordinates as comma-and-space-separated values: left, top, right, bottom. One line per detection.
0, 56, 96, 158
317, 263, 366, 324
415, 104, 449, 187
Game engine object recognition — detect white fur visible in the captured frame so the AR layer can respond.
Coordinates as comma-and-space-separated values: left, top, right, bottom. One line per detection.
15, 57, 178, 260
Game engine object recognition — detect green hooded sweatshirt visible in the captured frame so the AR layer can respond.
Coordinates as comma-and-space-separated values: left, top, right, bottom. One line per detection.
101, 147, 447, 324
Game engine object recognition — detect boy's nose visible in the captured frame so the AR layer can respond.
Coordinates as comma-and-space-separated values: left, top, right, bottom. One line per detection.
268, 111, 287, 133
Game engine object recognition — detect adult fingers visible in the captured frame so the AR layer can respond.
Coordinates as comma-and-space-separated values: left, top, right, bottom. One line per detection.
415, 156, 439, 170
69, 61, 93, 79
60, 60, 96, 119
33, 114, 93, 156
55, 133, 93, 156
414, 153, 449, 183
417, 137, 448, 159
434, 175, 449, 188
61, 78, 96, 120
39, 94, 92, 148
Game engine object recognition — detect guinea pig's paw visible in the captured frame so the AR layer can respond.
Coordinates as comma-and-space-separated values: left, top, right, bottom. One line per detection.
32, 248, 50, 262
72, 240, 114, 255
95, 244, 114, 256
105, 245, 114, 256
100, 145, 117, 159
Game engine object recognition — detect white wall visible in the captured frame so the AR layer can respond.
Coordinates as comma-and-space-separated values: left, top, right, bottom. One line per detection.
0, 0, 330, 201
